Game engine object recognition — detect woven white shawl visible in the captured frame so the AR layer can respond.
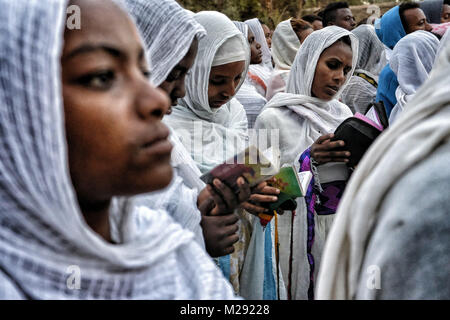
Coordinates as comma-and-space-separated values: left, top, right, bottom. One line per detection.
389, 30, 440, 124
0, 0, 236, 299
316, 30, 450, 300
165, 11, 250, 174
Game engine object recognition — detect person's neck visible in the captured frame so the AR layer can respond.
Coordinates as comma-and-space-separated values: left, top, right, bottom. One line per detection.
78, 198, 113, 243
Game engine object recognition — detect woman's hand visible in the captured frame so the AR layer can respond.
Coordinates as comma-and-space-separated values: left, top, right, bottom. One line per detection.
200, 213, 239, 258
197, 177, 251, 216
240, 178, 280, 216
310, 133, 350, 165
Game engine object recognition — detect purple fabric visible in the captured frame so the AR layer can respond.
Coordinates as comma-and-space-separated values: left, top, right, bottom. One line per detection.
298, 148, 347, 300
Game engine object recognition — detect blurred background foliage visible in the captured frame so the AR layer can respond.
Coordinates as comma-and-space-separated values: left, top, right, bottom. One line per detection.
176, 0, 398, 28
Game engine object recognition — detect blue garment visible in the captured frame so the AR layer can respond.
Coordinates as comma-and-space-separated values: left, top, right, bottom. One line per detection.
376, 64, 399, 117
374, 6, 406, 49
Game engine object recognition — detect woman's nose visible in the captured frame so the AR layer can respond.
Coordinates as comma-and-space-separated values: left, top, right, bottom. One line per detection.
136, 81, 170, 120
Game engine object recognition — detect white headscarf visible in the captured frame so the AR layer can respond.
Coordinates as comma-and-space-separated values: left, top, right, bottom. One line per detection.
124, 0, 206, 87
340, 24, 386, 114
389, 30, 440, 124
316, 30, 450, 300
266, 19, 302, 101
0, 0, 236, 299
165, 11, 250, 173
271, 19, 301, 71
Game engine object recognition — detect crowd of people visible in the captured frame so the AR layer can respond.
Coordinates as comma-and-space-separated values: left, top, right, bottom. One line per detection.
0, 0, 448, 300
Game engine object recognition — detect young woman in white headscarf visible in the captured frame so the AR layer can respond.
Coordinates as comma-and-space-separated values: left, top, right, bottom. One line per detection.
340, 24, 387, 114
245, 18, 274, 97
0, 0, 238, 299
316, 30, 450, 300
233, 21, 267, 128
254, 26, 358, 300
266, 18, 313, 101
123, 0, 257, 259
388, 30, 440, 124
165, 11, 285, 299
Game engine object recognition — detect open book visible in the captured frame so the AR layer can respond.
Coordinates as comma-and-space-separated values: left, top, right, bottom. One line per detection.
266, 166, 312, 211
200, 145, 280, 192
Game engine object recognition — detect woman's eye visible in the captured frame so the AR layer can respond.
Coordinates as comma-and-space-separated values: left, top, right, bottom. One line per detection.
326, 61, 339, 70
210, 78, 225, 86
142, 69, 151, 79
77, 70, 115, 90
166, 70, 183, 82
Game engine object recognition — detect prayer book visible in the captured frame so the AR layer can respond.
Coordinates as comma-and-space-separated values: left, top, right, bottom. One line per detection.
200, 145, 280, 192
266, 166, 312, 211
332, 101, 389, 168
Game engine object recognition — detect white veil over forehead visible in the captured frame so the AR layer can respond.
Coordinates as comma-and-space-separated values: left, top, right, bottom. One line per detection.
0, 0, 234, 299
271, 19, 301, 71
124, 0, 206, 87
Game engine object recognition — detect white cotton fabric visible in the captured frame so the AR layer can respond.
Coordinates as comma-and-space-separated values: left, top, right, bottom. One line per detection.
212, 36, 247, 67
124, 0, 206, 87
389, 30, 440, 124
165, 11, 250, 173
340, 24, 386, 114
266, 19, 302, 101
245, 18, 274, 96
254, 26, 357, 299
0, 0, 237, 300
316, 31, 450, 300
233, 21, 268, 128
271, 19, 301, 71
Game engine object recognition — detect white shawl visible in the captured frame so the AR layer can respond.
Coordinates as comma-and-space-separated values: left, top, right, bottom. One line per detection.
124, 0, 206, 87
389, 30, 440, 124
254, 26, 357, 299
316, 29, 450, 300
266, 19, 302, 101
0, 0, 236, 300
165, 11, 250, 174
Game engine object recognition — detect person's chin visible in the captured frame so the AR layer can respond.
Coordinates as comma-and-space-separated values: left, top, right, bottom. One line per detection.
210, 100, 227, 109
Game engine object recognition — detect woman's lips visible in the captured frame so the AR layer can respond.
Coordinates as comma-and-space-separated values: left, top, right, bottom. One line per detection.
326, 85, 339, 96
141, 126, 172, 157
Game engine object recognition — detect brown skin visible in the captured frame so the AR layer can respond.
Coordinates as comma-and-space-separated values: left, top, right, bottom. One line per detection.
295, 28, 314, 44
311, 20, 323, 30
208, 61, 245, 109
261, 24, 272, 48
403, 8, 433, 34
310, 41, 353, 164
442, 4, 450, 23
159, 38, 198, 114
62, 0, 172, 242
328, 8, 356, 31
248, 29, 263, 65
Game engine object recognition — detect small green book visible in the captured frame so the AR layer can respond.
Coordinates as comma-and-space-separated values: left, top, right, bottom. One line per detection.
267, 166, 312, 211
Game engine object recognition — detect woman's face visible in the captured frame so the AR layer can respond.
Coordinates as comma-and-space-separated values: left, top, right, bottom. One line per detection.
247, 30, 262, 64
61, 0, 173, 207
159, 38, 198, 114
311, 40, 353, 101
208, 61, 245, 109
